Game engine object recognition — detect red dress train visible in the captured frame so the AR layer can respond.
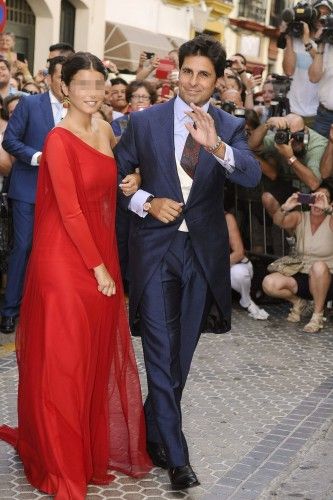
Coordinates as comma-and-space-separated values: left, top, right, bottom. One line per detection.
0, 128, 151, 499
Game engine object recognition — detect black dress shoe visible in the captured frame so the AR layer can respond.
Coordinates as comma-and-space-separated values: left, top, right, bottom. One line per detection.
0, 315, 16, 334
168, 464, 200, 490
146, 441, 168, 469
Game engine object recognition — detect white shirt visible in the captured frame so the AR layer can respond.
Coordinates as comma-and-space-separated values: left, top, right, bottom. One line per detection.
318, 44, 333, 110
129, 96, 235, 219
31, 90, 66, 166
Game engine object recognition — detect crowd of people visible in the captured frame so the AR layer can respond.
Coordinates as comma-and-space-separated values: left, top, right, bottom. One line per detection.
0, 0, 332, 495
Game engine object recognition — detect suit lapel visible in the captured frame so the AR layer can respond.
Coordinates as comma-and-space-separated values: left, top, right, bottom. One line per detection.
40, 92, 55, 131
149, 99, 183, 202
186, 105, 221, 205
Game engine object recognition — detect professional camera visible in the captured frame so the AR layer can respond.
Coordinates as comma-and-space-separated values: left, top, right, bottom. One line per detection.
269, 74, 292, 117
221, 100, 245, 117
316, 13, 333, 43
277, 1, 318, 48
274, 128, 291, 145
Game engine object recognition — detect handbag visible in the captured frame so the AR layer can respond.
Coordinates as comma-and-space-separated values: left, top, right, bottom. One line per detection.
267, 254, 304, 276
267, 214, 305, 277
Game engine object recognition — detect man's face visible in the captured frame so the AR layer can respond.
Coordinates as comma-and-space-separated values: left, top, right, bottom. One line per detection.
178, 55, 217, 107
48, 64, 63, 101
262, 83, 275, 105
109, 84, 127, 111
0, 62, 11, 86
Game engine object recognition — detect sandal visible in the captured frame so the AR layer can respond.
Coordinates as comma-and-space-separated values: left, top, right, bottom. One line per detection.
303, 312, 326, 333
287, 298, 312, 323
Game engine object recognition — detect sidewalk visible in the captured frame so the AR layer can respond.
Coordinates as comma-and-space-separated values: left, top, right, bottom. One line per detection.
0, 302, 332, 499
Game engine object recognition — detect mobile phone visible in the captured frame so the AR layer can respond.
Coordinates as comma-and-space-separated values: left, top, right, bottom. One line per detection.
17, 52, 26, 63
144, 51, 155, 60
161, 83, 170, 99
252, 66, 263, 77
297, 193, 315, 205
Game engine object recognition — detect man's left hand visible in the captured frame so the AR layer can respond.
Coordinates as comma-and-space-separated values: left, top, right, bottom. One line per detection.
185, 103, 220, 150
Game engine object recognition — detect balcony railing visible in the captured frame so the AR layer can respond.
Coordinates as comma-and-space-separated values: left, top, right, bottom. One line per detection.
238, 0, 267, 24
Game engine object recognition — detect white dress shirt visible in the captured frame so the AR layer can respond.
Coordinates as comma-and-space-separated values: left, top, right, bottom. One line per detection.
31, 90, 66, 166
128, 96, 235, 218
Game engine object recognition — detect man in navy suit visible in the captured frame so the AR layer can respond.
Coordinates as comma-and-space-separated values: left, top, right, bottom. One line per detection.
0, 56, 66, 333
115, 35, 261, 489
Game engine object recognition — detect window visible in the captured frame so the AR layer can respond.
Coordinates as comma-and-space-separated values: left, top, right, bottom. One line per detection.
60, 0, 75, 48
238, 0, 267, 24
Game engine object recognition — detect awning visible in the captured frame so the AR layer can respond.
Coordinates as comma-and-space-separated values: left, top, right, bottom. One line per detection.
104, 22, 185, 72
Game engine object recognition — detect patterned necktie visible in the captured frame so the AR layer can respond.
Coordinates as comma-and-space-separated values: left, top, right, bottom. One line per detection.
180, 132, 201, 179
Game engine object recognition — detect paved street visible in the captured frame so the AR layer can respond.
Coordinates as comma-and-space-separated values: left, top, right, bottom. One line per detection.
0, 302, 333, 499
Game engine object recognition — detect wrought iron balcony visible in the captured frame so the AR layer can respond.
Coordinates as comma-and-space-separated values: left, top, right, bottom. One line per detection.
238, 0, 267, 24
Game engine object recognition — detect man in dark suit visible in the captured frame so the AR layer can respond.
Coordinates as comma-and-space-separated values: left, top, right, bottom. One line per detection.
115, 35, 261, 489
0, 56, 67, 333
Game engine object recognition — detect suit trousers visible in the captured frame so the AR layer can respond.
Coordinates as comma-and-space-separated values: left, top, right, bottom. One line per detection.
1, 200, 34, 317
139, 231, 209, 467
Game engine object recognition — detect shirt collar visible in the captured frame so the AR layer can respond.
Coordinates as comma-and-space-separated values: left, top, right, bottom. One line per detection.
174, 95, 210, 122
49, 89, 62, 105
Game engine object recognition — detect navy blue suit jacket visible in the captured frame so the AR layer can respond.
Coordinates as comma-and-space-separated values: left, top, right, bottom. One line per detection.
115, 99, 261, 332
2, 92, 55, 204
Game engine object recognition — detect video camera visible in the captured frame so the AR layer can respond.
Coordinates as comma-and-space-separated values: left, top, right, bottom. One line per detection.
277, 1, 318, 48
221, 100, 246, 117
269, 74, 292, 117
316, 13, 333, 43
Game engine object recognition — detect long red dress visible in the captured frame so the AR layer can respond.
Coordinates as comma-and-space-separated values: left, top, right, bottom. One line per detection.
0, 127, 151, 499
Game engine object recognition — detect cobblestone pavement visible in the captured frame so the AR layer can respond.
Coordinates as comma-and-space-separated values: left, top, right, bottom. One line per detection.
0, 302, 333, 499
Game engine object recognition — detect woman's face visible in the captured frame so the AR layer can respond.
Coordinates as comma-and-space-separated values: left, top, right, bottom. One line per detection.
0, 35, 14, 51
129, 86, 151, 112
311, 188, 331, 216
63, 69, 105, 115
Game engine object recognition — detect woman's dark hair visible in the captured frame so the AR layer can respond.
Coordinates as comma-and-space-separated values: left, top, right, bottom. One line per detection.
233, 52, 247, 66
2, 94, 22, 120
244, 109, 260, 130
126, 80, 157, 104
61, 52, 108, 86
178, 34, 226, 78
317, 180, 333, 202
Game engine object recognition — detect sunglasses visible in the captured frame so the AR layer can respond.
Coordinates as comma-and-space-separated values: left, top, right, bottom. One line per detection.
22, 89, 39, 95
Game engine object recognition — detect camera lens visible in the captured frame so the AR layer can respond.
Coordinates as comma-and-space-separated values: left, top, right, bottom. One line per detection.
274, 129, 290, 144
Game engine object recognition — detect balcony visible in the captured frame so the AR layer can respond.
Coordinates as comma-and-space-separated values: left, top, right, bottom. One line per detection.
205, 0, 234, 19
163, 0, 234, 18
238, 0, 267, 24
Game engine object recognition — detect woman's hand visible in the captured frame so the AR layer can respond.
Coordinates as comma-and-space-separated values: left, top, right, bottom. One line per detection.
119, 172, 141, 196
93, 264, 116, 297
312, 190, 330, 211
281, 192, 301, 212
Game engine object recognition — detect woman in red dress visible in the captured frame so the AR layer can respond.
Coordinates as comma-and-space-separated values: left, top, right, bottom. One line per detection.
0, 52, 151, 499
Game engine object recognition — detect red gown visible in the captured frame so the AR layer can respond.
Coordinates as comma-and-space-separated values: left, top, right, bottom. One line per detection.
0, 128, 151, 499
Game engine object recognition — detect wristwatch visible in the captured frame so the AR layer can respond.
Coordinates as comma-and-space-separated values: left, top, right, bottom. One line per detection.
287, 155, 297, 166
143, 195, 154, 212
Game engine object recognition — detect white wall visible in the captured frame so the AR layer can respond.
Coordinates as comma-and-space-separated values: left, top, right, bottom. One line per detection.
105, 0, 191, 39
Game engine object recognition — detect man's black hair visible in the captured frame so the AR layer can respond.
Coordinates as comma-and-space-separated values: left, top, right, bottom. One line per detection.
110, 77, 128, 87
178, 34, 226, 78
48, 56, 67, 77
49, 42, 75, 54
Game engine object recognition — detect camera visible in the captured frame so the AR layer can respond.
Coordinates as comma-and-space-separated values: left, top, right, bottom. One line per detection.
269, 74, 292, 117
277, 2, 318, 48
297, 193, 315, 204
316, 14, 333, 44
274, 128, 291, 144
221, 100, 245, 117
144, 51, 155, 59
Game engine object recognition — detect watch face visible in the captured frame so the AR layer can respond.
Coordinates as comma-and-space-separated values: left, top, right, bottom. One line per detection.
143, 202, 151, 212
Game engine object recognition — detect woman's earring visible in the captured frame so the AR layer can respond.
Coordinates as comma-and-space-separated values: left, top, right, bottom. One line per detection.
63, 96, 70, 109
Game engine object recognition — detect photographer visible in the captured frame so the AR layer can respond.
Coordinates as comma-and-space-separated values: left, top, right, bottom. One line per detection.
320, 123, 333, 178
308, 1, 333, 138
248, 114, 327, 203
280, 3, 319, 126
